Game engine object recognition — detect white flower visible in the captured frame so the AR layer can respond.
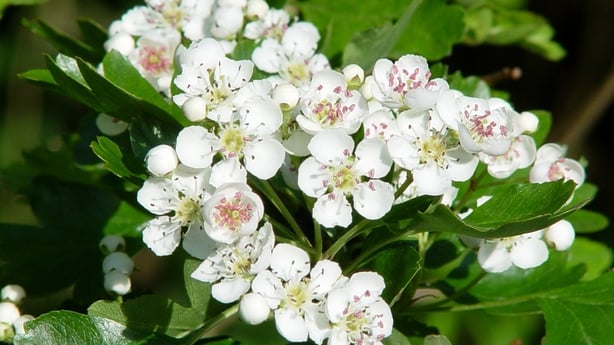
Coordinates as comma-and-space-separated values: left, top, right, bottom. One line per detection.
192, 222, 275, 303
202, 183, 264, 244
477, 231, 548, 273
0, 302, 20, 324
251, 243, 343, 344
362, 109, 400, 141
137, 165, 216, 256
244, 8, 289, 40
1, 285, 25, 305
298, 131, 394, 228
479, 134, 537, 179
296, 69, 368, 135
387, 110, 478, 196
210, 4, 244, 39
369, 54, 432, 109
325, 271, 393, 345
530, 143, 585, 187
145, 144, 179, 176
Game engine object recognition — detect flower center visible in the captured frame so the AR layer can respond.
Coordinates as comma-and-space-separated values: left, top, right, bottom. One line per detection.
330, 164, 359, 193
281, 279, 310, 311
213, 192, 253, 231
284, 61, 310, 86
226, 247, 252, 278
220, 127, 245, 157
418, 133, 447, 165
139, 46, 171, 76
176, 197, 201, 225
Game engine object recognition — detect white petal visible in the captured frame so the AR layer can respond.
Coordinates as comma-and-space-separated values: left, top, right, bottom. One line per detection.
445, 146, 479, 182
182, 225, 217, 259
313, 192, 352, 228
137, 178, 177, 215
283, 129, 312, 157
252, 38, 283, 73
241, 98, 282, 135
348, 271, 385, 304
309, 260, 342, 296
387, 135, 419, 170
544, 220, 575, 251
0, 302, 21, 324
308, 131, 354, 165
275, 308, 309, 342
210, 157, 247, 187
511, 237, 549, 269
297, 157, 330, 197
478, 241, 512, 273
270, 243, 310, 280
353, 138, 392, 178
176, 126, 220, 168
412, 164, 451, 196
251, 270, 283, 309
352, 181, 394, 220
212, 278, 251, 303
142, 216, 182, 256
244, 138, 286, 179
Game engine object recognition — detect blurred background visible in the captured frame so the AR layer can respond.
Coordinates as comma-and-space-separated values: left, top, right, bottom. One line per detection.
0, 1, 612, 344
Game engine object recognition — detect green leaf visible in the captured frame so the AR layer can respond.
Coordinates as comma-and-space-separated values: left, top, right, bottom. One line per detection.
538, 272, 614, 345
17, 68, 60, 93
0, 0, 46, 19
423, 334, 452, 345
22, 18, 103, 63
568, 237, 613, 281
129, 116, 180, 163
90, 136, 145, 182
529, 110, 552, 146
14, 310, 177, 345
383, 328, 412, 345
446, 71, 491, 98
102, 201, 150, 238
76, 18, 108, 54
392, 0, 465, 60
566, 209, 609, 234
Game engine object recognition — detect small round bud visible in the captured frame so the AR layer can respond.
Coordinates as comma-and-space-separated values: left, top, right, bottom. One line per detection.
103, 252, 135, 275
182, 97, 208, 122
99, 234, 126, 255
272, 83, 300, 111
518, 111, 539, 133
104, 271, 132, 296
239, 293, 270, 325
545, 220, 575, 251
145, 144, 178, 176
104, 32, 135, 56
13, 314, 34, 335
1, 285, 26, 304
246, 0, 269, 19
211, 6, 244, 39
96, 113, 129, 136
360, 76, 376, 100
0, 322, 15, 343
0, 302, 20, 324
342, 64, 365, 88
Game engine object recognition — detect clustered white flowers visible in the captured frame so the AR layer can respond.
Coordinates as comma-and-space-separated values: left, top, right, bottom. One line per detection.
100, 234, 135, 296
95, 0, 587, 343
0, 284, 33, 342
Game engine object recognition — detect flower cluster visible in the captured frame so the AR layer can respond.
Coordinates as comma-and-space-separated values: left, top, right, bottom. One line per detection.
99, 234, 135, 296
0, 285, 33, 343
92, 0, 588, 344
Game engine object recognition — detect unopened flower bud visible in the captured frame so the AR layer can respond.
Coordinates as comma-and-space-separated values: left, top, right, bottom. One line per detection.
272, 83, 300, 111
518, 111, 539, 133
342, 64, 365, 88
239, 293, 270, 325
0, 302, 20, 324
104, 32, 135, 56
182, 97, 208, 122
99, 234, 126, 255
13, 314, 34, 335
545, 220, 575, 251
360, 76, 376, 100
211, 6, 244, 39
103, 252, 135, 275
0, 322, 14, 343
104, 271, 132, 296
96, 113, 129, 136
1, 285, 25, 304
246, 0, 269, 19
146, 144, 178, 176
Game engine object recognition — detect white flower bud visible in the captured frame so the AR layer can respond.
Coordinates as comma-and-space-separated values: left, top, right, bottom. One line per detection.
545, 220, 575, 251
99, 234, 126, 255
1, 285, 26, 304
272, 83, 300, 111
104, 32, 135, 55
0, 302, 20, 324
182, 96, 208, 122
0, 322, 14, 343
96, 113, 129, 136
360, 76, 377, 100
103, 252, 135, 275
13, 314, 34, 335
239, 293, 270, 325
342, 63, 365, 88
246, 0, 269, 19
104, 271, 132, 296
211, 5, 244, 39
519, 111, 539, 133
145, 144, 178, 176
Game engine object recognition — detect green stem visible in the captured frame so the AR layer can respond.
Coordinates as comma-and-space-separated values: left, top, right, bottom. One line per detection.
323, 218, 378, 260
186, 304, 239, 345
343, 230, 419, 274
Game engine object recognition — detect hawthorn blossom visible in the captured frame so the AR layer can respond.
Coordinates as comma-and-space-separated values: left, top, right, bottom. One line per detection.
250, 243, 343, 344
251, 21, 330, 88
477, 230, 549, 273
479, 134, 537, 179
362, 109, 400, 142
191, 222, 275, 303
530, 143, 585, 187
438, 94, 518, 156
244, 8, 289, 40
298, 131, 394, 228
202, 182, 264, 244
136, 165, 216, 256
325, 271, 393, 345
367, 54, 432, 109
387, 109, 478, 196
296, 69, 369, 134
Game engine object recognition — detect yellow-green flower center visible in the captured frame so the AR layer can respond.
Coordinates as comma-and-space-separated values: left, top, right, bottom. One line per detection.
176, 197, 201, 225
220, 127, 245, 157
